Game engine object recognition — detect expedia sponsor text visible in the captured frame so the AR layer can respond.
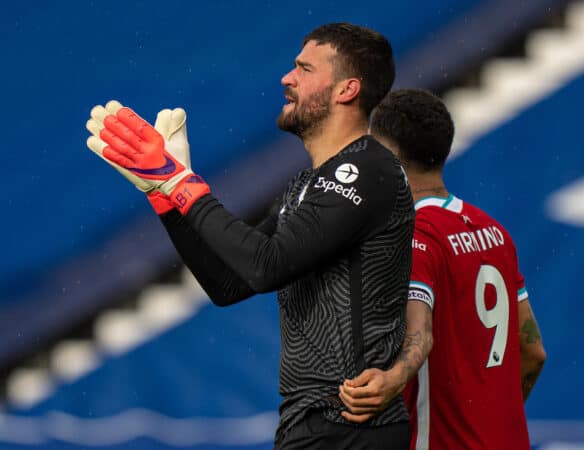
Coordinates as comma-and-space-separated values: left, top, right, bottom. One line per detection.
314, 177, 362, 205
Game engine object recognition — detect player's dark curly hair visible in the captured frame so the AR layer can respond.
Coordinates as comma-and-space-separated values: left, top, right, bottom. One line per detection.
371, 89, 454, 171
303, 23, 395, 117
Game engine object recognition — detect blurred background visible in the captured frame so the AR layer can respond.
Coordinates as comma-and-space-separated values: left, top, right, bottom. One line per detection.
1, 1, 583, 449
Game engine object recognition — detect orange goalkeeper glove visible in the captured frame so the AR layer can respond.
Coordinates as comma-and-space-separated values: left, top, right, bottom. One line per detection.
147, 106, 193, 214
86, 101, 210, 214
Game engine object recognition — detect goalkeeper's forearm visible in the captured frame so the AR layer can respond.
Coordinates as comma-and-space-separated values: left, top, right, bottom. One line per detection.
159, 208, 256, 306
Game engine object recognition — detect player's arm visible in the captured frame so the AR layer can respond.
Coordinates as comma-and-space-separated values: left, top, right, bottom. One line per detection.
390, 300, 433, 391
88, 104, 400, 294
339, 300, 433, 423
178, 149, 399, 293
518, 297, 546, 402
340, 221, 437, 423
87, 102, 279, 306
156, 200, 281, 306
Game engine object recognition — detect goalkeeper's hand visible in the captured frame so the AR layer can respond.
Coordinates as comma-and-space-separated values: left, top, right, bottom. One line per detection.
87, 101, 191, 213
86, 100, 210, 214
86, 100, 154, 193
147, 106, 194, 214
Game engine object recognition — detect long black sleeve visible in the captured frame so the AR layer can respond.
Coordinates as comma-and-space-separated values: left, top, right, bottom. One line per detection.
159, 199, 280, 306
182, 139, 400, 293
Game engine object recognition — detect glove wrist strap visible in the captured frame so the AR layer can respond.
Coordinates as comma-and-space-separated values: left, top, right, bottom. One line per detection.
147, 191, 175, 215
169, 174, 211, 215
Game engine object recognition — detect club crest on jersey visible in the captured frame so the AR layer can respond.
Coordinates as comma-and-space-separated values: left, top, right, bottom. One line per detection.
314, 176, 362, 205
335, 163, 359, 184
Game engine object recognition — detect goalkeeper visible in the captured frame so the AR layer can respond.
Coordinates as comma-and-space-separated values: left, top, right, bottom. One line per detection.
87, 23, 414, 450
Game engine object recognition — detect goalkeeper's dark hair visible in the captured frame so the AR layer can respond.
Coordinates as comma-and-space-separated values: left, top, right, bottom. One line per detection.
371, 88, 454, 171
303, 23, 395, 117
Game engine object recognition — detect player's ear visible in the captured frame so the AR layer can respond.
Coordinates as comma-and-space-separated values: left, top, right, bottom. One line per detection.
335, 78, 360, 105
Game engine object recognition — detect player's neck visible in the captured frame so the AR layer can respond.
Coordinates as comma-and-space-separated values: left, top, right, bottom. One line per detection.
304, 111, 369, 168
407, 171, 449, 203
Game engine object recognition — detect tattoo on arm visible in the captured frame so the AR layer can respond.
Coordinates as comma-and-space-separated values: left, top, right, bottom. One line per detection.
396, 309, 433, 383
522, 370, 540, 401
519, 307, 545, 401
398, 331, 422, 362
521, 317, 541, 344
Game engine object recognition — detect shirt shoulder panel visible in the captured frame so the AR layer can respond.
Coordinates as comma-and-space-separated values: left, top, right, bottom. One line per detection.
308, 136, 407, 214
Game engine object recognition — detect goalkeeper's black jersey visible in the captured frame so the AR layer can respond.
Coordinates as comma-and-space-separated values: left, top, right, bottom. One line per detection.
159, 135, 415, 442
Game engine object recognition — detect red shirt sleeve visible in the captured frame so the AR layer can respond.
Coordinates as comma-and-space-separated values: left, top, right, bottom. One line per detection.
408, 213, 443, 309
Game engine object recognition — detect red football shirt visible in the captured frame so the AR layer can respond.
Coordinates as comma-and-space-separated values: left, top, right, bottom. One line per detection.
403, 194, 530, 450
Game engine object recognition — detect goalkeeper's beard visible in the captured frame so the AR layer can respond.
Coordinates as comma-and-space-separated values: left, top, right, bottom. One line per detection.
277, 85, 333, 140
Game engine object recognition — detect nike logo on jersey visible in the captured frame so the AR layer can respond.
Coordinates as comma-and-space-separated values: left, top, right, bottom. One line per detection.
130, 155, 176, 176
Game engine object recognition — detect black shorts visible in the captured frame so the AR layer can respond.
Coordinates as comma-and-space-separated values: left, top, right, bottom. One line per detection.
275, 410, 411, 450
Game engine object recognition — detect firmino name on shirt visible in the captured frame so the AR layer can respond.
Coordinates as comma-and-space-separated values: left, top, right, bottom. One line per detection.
448, 225, 505, 256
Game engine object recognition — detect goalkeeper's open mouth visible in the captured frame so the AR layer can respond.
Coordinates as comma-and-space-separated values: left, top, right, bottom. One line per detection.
282, 94, 296, 113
